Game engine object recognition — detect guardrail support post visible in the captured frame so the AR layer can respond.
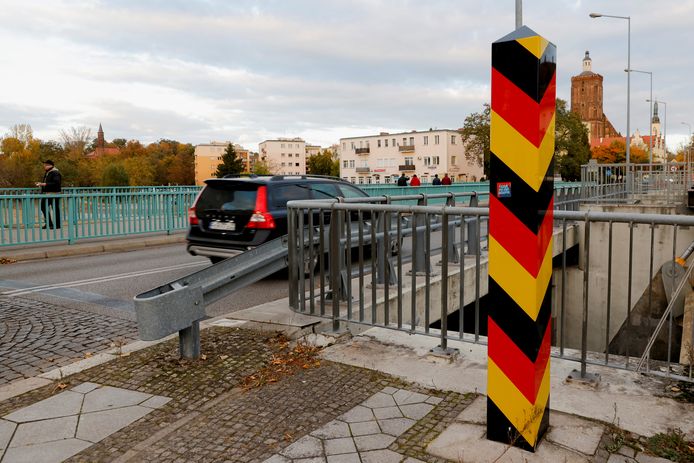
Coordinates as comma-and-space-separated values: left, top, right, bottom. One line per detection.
68, 195, 77, 244
179, 320, 201, 359
376, 199, 397, 285
487, 26, 555, 451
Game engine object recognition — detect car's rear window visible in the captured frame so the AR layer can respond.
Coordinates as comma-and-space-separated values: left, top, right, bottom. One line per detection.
197, 184, 258, 211
271, 184, 312, 208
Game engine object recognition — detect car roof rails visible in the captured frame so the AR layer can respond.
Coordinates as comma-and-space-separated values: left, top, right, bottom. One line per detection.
269, 174, 346, 182
222, 174, 259, 179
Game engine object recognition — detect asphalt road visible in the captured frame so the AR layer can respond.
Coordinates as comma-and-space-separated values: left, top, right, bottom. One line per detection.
0, 243, 291, 320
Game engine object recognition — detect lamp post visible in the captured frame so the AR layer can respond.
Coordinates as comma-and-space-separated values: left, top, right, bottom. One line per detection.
516, 0, 522, 29
590, 13, 631, 183
646, 98, 666, 161
683, 122, 692, 190
627, 69, 653, 164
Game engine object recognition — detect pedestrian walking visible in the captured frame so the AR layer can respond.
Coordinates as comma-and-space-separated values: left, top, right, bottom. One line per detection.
36, 159, 62, 229
441, 173, 452, 186
432, 174, 441, 186
397, 173, 408, 186
409, 174, 421, 187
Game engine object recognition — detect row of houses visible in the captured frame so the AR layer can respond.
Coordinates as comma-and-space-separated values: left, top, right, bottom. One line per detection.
193, 128, 483, 185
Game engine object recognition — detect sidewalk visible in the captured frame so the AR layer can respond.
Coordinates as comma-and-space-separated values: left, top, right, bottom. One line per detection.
0, 303, 692, 462
0, 232, 186, 262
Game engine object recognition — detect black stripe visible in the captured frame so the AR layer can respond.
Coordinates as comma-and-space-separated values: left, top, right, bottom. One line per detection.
487, 396, 550, 452
492, 39, 556, 103
488, 277, 552, 362
490, 152, 553, 234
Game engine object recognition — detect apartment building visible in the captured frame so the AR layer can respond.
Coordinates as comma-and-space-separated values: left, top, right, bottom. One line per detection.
194, 142, 253, 185
306, 144, 321, 158
259, 138, 308, 175
338, 129, 483, 184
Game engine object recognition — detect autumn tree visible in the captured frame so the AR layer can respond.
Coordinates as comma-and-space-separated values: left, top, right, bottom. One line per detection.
307, 149, 339, 176
554, 99, 590, 180
60, 126, 92, 155
214, 143, 245, 177
252, 159, 273, 175
101, 163, 129, 186
459, 103, 491, 176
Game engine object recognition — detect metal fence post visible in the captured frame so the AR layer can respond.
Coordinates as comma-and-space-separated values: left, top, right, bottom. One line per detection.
466, 193, 479, 255
329, 206, 342, 332
165, 194, 174, 235
287, 206, 298, 310
376, 197, 397, 285
68, 195, 77, 244
411, 195, 429, 274
445, 194, 459, 263
179, 320, 201, 359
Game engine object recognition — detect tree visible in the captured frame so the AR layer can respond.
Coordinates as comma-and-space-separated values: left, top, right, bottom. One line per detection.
307, 149, 339, 176
459, 103, 491, 176
214, 143, 245, 177
101, 163, 130, 186
554, 99, 590, 180
60, 126, 92, 155
591, 140, 649, 164
5, 124, 33, 146
252, 159, 273, 175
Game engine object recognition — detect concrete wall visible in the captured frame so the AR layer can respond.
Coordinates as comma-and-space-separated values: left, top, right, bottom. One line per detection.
554, 204, 694, 352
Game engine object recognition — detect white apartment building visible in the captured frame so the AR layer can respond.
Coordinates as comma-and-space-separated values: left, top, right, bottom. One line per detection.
338, 129, 483, 184
259, 138, 307, 175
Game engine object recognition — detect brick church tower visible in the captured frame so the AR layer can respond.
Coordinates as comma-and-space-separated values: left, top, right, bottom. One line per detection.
570, 51, 620, 144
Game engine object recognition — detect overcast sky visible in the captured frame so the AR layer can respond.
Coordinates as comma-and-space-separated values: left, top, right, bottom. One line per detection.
1, 0, 692, 152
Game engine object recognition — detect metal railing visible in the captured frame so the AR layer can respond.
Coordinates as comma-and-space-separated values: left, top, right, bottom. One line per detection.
0, 190, 197, 246
0, 186, 201, 196
287, 195, 694, 382
581, 162, 692, 205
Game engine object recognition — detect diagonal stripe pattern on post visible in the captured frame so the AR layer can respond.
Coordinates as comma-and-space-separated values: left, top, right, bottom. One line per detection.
487, 25, 556, 452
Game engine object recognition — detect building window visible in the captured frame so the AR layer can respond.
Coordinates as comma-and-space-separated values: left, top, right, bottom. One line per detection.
409, 137, 414, 145
434, 135, 440, 144
392, 138, 396, 146
281, 162, 286, 167
385, 176, 391, 184
351, 177, 356, 183
423, 157, 431, 166
432, 156, 440, 165
287, 153, 291, 157
349, 160, 355, 168
377, 140, 381, 148
343, 177, 348, 181
451, 135, 456, 144
423, 136, 428, 145
281, 153, 285, 157
367, 177, 372, 184
402, 137, 407, 146
451, 156, 456, 165
404, 156, 413, 165
358, 177, 364, 184
281, 144, 285, 148
385, 139, 388, 147
366, 141, 370, 148
342, 142, 346, 150
343, 160, 348, 168
351, 142, 355, 150
296, 163, 300, 167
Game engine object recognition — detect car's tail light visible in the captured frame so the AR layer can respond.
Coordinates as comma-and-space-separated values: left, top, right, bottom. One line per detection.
246, 186, 275, 229
188, 189, 203, 226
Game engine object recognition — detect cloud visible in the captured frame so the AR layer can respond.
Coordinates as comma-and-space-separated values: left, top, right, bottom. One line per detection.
0, 0, 692, 151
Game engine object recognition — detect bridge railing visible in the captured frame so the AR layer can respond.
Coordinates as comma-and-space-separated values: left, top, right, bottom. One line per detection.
0, 190, 198, 246
287, 195, 694, 382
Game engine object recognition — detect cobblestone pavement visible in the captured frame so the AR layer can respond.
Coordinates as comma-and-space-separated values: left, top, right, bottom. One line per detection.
0, 326, 672, 463
0, 296, 137, 386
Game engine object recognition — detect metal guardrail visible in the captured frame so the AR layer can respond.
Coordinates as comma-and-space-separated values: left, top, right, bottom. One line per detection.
287, 197, 694, 383
0, 190, 197, 246
0, 186, 201, 195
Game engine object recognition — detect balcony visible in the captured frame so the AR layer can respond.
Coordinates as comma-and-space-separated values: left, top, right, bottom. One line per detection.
356, 167, 371, 173
398, 145, 415, 152
399, 164, 415, 171
355, 147, 370, 155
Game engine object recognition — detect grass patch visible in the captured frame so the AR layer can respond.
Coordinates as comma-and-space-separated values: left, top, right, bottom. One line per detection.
644, 428, 694, 463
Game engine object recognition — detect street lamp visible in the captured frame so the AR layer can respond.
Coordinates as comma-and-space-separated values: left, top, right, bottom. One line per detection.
627, 69, 653, 163
590, 13, 631, 175
646, 99, 666, 161
516, 0, 522, 29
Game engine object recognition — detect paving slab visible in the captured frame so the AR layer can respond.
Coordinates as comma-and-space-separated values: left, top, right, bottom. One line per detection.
455, 394, 486, 424
1, 438, 91, 463
377, 417, 415, 436
311, 420, 351, 439
3, 391, 83, 423
323, 437, 357, 455
280, 435, 324, 459
326, 453, 360, 463
76, 405, 153, 443
0, 419, 16, 450
80, 385, 152, 413
347, 421, 379, 437
546, 412, 604, 456
9, 415, 77, 448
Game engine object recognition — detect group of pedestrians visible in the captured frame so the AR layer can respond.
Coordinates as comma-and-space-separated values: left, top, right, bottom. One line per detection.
397, 173, 452, 187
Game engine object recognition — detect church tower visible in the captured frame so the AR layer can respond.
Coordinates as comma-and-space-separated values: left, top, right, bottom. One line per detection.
570, 51, 620, 144
97, 123, 105, 149
651, 101, 661, 139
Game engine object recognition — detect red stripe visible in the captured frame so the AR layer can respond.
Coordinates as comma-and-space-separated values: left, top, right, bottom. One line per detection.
491, 68, 556, 147
488, 317, 551, 404
489, 195, 553, 277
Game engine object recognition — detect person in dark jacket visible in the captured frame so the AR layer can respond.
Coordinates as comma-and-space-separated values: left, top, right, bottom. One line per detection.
397, 173, 408, 186
36, 160, 62, 229
432, 174, 441, 186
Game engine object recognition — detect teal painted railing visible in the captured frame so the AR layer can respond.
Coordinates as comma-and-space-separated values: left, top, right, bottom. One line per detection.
0, 182, 583, 247
0, 190, 198, 247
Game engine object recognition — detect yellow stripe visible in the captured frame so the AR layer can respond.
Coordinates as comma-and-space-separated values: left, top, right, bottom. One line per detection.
488, 236, 552, 321
490, 110, 555, 192
516, 36, 549, 59
488, 357, 550, 446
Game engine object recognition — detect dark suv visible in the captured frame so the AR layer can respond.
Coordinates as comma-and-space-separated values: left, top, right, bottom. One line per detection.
187, 175, 370, 263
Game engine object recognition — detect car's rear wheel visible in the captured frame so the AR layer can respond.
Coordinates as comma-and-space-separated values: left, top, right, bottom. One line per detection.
209, 256, 225, 264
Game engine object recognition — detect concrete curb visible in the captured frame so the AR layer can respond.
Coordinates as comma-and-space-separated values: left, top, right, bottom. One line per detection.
0, 233, 186, 262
